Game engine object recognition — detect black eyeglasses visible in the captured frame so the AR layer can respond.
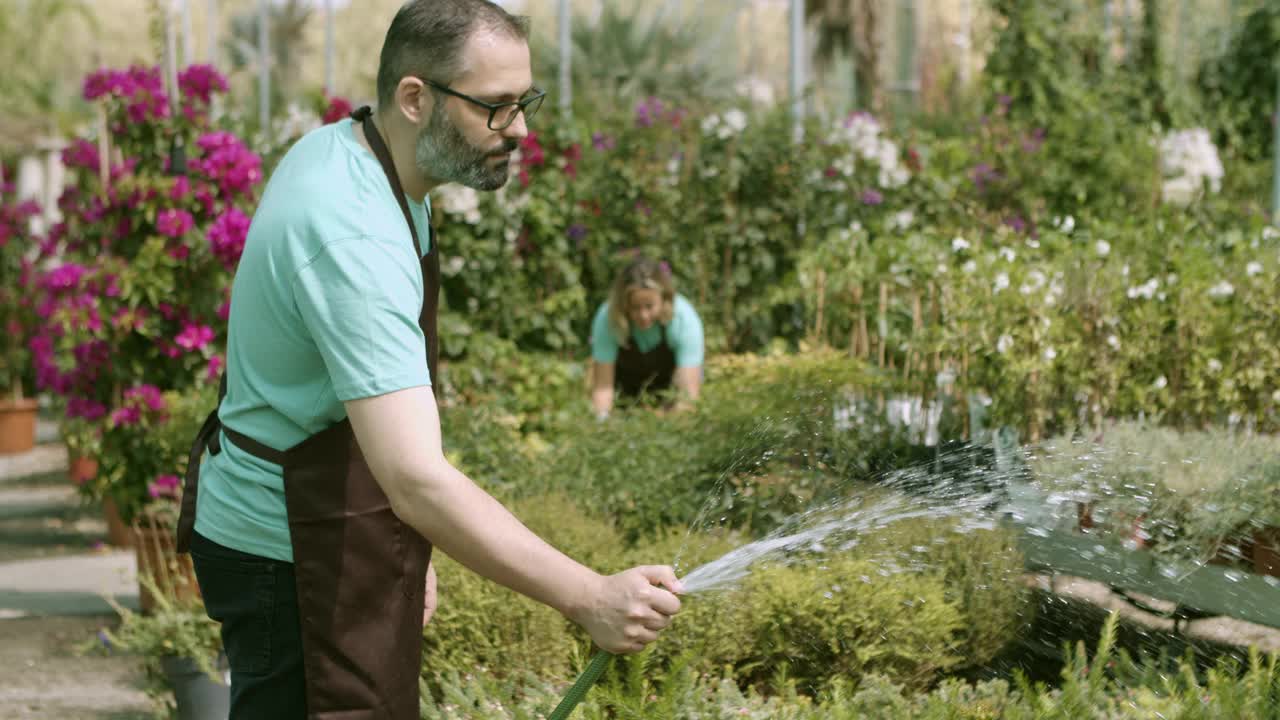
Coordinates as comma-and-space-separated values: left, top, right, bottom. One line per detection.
420, 78, 545, 131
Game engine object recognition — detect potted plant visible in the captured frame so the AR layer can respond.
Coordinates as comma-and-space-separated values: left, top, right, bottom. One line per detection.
0, 164, 43, 454
99, 578, 228, 720
91, 383, 216, 607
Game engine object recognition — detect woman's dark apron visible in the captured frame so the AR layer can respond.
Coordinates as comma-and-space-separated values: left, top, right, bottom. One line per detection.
615, 324, 677, 399
175, 106, 436, 720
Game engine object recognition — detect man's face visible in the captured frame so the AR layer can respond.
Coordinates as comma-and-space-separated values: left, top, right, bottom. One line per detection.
415, 32, 533, 191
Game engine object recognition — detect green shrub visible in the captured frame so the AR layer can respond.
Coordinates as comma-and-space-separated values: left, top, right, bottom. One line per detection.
421, 613, 1280, 719
421, 493, 624, 680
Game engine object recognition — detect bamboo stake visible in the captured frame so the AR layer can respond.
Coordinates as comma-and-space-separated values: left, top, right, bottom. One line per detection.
878, 281, 888, 368
814, 269, 827, 345
96, 105, 110, 191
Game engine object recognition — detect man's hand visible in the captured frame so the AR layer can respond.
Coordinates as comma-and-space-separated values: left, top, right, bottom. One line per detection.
423, 562, 438, 625
570, 565, 683, 654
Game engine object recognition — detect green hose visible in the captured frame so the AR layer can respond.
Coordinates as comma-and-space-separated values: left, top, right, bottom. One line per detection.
547, 650, 612, 720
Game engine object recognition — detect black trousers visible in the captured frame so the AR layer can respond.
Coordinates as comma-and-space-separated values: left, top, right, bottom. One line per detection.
190, 531, 306, 719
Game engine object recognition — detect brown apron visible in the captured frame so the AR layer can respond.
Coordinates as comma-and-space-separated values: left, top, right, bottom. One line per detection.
176, 106, 438, 719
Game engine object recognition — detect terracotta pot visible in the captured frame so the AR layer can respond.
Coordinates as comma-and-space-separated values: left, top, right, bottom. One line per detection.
0, 397, 39, 455
102, 496, 134, 548
132, 523, 201, 614
1252, 528, 1280, 578
68, 455, 98, 485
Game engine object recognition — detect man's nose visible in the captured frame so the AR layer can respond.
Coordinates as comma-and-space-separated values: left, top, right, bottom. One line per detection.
501, 112, 529, 142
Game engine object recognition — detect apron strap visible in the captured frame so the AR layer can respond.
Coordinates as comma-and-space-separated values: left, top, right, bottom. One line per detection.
351, 106, 425, 259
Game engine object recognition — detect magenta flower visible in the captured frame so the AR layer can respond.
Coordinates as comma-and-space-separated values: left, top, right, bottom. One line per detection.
156, 208, 194, 238
591, 132, 616, 151
178, 64, 229, 106
861, 189, 884, 205
124, 384, 167, 412
193, 133, 263, 198
66, 397, 108, 421
175, 323, 215, 352
208, 208, 251, 269
61, 140, 101, 171
110, 406, 141, 428
148, 474, 182, 499
41, 264, 91, 291
206, 354, 224, 382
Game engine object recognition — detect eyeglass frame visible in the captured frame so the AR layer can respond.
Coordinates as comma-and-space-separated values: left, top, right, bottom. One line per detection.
417, 77, 546, 131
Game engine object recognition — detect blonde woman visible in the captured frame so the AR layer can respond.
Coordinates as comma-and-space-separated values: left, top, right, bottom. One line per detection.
590, 256, 705, 418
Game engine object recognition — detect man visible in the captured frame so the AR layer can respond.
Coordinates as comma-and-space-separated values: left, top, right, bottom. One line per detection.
174, 2, 683, 718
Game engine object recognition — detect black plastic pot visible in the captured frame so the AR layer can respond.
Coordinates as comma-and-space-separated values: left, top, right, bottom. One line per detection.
160, 654, 229, 720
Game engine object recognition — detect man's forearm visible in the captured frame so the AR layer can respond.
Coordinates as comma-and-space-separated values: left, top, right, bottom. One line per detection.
388, 459, 601, 621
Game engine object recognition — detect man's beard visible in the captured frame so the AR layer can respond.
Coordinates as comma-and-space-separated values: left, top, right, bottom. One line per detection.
415, 104, 517, 191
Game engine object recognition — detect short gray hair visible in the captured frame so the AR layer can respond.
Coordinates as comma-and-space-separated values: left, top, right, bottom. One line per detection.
376, 0, 530, 109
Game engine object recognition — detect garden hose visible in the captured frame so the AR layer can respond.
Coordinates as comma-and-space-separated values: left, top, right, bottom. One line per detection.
547, 650, 613, 719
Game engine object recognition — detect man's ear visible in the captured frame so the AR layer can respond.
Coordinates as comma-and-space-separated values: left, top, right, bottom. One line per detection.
395, 77, 429, 125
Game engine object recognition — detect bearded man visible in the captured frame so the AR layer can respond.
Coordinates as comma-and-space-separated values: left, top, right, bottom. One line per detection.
174, 2, 683, 717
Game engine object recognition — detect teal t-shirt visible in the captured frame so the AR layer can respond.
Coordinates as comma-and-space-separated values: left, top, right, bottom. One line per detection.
194, 119, 433, 562
590, 294, 704, 368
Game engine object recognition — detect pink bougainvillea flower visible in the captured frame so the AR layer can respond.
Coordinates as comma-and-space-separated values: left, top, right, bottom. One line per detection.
322, 96, 354, 124
110, 406, 141, 428
175, 323, 215, 352
156, 208, 194, 238
208, 208, 251, 269
206, 354, 225, 382
124, 384, 166, 412
148, 474, 182, 499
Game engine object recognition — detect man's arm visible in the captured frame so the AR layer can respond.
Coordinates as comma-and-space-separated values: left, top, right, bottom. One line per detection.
345, 385, 680, 652
591, 361, 616, 419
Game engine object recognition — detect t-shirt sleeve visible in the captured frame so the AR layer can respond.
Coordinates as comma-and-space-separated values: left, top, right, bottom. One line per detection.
671, 297, 705, 368
292, 237, 431, 401
590, 302, 620, 364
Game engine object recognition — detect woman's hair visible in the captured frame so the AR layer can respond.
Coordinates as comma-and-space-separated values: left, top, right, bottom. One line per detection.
607, 256, 675, 348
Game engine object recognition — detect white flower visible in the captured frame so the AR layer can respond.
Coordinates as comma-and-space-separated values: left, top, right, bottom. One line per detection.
890, 210, 915, 230
952, 237, 970, 252
1153, 376, 1168, 390
1246, 262, 1263, 277
1095, 240, 1111, 257
1263, 226, 1279, 241
1207, 281, 1235, 299
962, 260, 977, 274
848, 220, 863, 233
1026, 238, 1040, 249
935, 263, 948, 275
1166, 273, 1178, 285
1121, 264, 1130, 277
435, 184, 483, 224
1127, 278, 1160, 300
700, 114, 722, 135
1043, 347, 1057, 362
994, 273, 1010, 292
1207, 358, 1223, 373
734, 76, 775, 107
722, 109, 748, 135
1106, 335, 1120, 351
999, 248, 1017, 262
1052, 215, 1076, 233
997, 334, 1014, 353
1159, 128, 1224, 205
443, 256, 465, 275
1273, 389, 1280, 404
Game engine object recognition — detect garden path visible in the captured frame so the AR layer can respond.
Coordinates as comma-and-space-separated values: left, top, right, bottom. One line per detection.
0, 422, 149, 719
